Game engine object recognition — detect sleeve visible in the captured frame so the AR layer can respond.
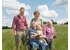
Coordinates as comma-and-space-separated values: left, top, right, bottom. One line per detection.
30, 18, 34, 27
43, 25, 47, 36
12, 17, 16, 30
24, 17, 28, 26
28, 29, 35, 37
40, 19, 43, 27
52, 27, 56, 38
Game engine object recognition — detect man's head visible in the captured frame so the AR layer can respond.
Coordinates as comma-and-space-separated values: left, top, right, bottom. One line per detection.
19, 7, 25, 15
33, 11, 40, 18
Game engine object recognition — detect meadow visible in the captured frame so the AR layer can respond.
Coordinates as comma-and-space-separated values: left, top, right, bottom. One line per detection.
2, 25, 68, 50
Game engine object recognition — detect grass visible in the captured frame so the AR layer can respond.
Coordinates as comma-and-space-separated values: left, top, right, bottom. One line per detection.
2, 25, 68, 50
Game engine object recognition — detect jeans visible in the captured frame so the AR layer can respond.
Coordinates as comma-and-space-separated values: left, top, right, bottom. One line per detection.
29, 41, 47, 50
46, 39, 52, 50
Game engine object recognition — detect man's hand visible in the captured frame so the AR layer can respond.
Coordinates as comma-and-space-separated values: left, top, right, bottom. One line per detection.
12, 29, 17, 36
24, 26, 27, 30
14, 32, 17, 36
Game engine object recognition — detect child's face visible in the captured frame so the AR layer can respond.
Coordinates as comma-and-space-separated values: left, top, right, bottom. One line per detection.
47, 22, 52, 27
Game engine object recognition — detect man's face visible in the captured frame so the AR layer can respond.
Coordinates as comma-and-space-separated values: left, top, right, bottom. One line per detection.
20, 8, 25, 15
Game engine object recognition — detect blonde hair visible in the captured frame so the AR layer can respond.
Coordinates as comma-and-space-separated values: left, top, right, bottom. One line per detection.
47, 21, 53, 25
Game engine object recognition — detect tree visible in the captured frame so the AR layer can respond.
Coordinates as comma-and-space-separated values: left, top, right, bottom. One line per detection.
64, 22, 68, 24
2, 26, 12, 29
51, 20, 57, 24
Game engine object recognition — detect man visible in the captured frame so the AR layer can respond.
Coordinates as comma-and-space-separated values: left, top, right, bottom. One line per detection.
12, 7, 28, 50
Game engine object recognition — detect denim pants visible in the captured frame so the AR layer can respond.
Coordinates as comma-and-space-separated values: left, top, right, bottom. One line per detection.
29, 41, 47, 50
39, 42, 47, 50
46, 39, 52, 50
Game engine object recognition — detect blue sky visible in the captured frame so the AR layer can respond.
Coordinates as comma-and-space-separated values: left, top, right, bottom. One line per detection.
2, 0, 68, 27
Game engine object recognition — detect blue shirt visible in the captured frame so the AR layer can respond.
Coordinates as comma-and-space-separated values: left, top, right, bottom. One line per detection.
28, 28, 39, 44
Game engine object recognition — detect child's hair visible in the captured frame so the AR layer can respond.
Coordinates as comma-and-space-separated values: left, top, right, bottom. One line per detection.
47, 21, 53, 25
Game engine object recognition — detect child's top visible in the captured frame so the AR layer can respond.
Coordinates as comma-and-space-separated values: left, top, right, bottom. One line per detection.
43, 25, 56, 40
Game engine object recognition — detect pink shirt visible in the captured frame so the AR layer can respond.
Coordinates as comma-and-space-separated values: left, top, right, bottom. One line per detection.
43, 25, 56, 40
12, 15, 27, 31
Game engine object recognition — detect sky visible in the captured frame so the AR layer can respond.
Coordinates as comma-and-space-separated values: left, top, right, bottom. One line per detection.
2, 0, 68, 27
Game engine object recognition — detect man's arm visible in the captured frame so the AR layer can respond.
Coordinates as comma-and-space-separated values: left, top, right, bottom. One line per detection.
24, 17, 28, 30
12, 17, 17, 36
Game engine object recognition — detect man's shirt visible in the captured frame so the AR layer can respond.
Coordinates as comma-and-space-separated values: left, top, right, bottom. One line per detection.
12, 15, 27, 31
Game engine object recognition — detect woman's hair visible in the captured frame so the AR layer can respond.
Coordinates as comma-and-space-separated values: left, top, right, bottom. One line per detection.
33, 11, 40, 15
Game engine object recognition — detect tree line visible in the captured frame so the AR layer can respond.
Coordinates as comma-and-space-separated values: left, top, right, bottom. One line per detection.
2, 20, 68, 29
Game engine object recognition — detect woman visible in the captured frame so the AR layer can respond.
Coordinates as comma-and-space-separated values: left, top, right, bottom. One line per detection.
29, 11, 47, 50
30, 11, 43, 27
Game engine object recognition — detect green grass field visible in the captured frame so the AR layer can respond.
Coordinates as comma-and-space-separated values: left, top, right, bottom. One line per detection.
2, 25, 68, 50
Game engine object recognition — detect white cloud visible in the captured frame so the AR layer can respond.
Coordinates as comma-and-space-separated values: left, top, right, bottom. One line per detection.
6, 9, 29, 16
2, 16, 12, 27
2, 0, 31, 16
37, 4, 58, 17
2, 0, 31, 27
53, 0, 68, 7
56, 18, 68, 24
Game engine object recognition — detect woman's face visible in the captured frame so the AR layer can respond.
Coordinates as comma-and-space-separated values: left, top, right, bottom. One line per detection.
34, 12, 40, 18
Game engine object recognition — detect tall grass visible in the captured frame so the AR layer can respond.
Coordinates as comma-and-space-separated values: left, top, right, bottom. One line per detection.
2, 25, 68, 50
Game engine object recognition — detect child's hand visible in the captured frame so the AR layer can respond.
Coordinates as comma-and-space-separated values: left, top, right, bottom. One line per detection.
53, 36, 56, 38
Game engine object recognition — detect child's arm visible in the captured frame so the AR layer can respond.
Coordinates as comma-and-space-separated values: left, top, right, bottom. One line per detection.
53, 27, 56, 38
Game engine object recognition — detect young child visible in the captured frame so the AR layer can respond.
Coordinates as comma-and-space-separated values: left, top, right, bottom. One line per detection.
43, 21, 56, 50
36, 25, 48, 45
